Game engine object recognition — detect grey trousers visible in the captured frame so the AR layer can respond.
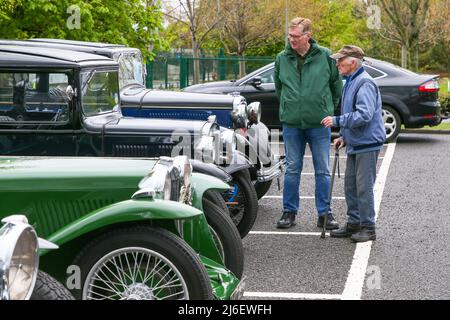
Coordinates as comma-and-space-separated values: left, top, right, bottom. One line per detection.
345, 150, 380, 227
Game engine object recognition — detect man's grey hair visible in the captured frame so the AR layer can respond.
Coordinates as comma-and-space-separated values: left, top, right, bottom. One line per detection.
348, 57, 363, 68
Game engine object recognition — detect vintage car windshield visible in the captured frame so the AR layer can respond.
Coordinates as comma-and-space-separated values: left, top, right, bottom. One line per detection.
115, 52, 145, 88
81, 70, 119, 116
0, 71, 70, 123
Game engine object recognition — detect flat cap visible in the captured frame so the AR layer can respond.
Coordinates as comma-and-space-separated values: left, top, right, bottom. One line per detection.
330, 45, 365, 60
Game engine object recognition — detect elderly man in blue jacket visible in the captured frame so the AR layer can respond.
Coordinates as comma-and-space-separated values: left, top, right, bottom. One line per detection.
321, 45, 386, 242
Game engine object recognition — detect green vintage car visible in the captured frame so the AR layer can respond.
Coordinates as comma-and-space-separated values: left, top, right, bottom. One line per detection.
0, 155, 245, 300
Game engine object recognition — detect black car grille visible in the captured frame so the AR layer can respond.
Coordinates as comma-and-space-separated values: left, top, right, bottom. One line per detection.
113, 144, 179, 157
170, 173, 182, 202
114, 144, 149, 157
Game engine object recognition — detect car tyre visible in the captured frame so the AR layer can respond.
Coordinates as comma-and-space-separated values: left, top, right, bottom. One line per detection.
382, 105, 401, 143
202, 198, 244, 279
72, 226, 213, 300
222, 172, 258, 238
204, 189, 230, 214
30, 270, 74, 300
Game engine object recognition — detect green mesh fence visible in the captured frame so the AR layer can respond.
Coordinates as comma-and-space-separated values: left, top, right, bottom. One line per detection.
146, 52, 273, 89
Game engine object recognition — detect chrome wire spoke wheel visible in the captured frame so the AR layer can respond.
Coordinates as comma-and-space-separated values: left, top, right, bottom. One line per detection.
83, 247, 189, 300
227, 182, 246, 226
208, 225, 225, 262
382, 109, 397, 140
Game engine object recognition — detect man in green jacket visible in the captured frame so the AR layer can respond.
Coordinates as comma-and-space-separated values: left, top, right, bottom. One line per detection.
275, 17, 343, 229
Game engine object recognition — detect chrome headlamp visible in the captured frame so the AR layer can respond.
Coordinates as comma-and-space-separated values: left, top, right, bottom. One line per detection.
246, 101, 261, 125
231, 95, 248, 129
195, 116, 221, 164
0, 215, 57, 300
220, 129, 237, 164
0, 215, 39, 300
133, 156, 193, 205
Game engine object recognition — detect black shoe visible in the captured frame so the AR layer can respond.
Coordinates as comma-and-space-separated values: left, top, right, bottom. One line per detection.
330, 223, 360, 238
317, 213, 339, 230
351, 226, 376, 242
276, 212, 296, 229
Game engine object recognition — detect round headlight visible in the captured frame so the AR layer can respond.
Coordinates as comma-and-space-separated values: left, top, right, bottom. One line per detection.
137, 158, 172, 200
220, 130, 237, 165
220, 130, 237, 151
0, 219, 39, 300
136, 156, 192, 202
173, 155, 192, 188
246, 101, 261, 125
231, 96, 248, 129
196, 121, 221, 164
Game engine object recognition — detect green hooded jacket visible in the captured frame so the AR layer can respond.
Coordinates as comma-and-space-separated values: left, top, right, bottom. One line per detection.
274, 39, 343, 128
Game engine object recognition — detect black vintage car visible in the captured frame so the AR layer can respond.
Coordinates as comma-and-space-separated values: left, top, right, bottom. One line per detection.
184, 59, 442, 142
0, 39, 282, 200
0, 45, 257, 238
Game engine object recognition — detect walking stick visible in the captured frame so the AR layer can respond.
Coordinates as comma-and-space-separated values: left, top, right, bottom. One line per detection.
321, 146, 340, 239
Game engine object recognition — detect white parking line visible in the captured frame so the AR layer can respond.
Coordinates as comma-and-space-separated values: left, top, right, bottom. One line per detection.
262, 195, 345, 200
341, 142, 396, 300
244, 292, 342, 300
249, 231, 330, 236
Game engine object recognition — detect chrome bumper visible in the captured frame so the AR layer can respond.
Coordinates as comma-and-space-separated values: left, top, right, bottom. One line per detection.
256, 157, 284, 182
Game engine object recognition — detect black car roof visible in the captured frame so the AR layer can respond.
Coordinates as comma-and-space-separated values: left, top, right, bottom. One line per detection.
0, 45, 117, 68
0, 39, 139, 59
0, 51, 79, 68
30, 38, 125, 48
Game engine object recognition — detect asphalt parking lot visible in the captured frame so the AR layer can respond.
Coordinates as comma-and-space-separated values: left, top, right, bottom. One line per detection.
241, 132, 450, 300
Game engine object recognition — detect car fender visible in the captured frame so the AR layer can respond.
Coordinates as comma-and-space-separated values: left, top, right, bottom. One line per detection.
221, 150, 251, 176
43, 199, 202, 251
380, 94, 407, 122
191, 159, 233, 183
190, 172, 231, 209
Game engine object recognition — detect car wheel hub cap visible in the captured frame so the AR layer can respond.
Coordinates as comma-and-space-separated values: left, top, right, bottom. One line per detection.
383, 109, 397, 139
122, 283, 154, 300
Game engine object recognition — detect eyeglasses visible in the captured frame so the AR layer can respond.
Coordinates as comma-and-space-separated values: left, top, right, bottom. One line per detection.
288, 33, 307, 40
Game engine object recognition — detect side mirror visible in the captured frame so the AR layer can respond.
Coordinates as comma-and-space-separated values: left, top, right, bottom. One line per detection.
250, 76, 262, 87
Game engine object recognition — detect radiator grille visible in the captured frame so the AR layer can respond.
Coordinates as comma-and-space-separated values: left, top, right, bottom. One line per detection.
32, 199, 115, 238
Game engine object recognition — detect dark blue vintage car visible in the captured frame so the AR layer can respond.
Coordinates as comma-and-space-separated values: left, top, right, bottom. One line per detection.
0, 45, 259, 238
0, 39, 283, 201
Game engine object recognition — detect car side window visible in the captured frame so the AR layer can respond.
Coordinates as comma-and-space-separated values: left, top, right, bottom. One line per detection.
81, 71, 119, 117
0, 72, 70, 123
364, 66, 384, 79
258, 69, 275, 84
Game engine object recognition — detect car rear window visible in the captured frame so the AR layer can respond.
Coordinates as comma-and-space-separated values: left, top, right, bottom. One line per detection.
364, 66, 385, 79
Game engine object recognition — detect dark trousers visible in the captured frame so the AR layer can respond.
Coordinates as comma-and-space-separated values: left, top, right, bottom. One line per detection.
345, 150, 380, 227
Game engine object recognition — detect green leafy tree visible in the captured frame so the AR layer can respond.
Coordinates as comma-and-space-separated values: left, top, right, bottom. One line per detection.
163, 0, 222, 84
0, 0, 168, 60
